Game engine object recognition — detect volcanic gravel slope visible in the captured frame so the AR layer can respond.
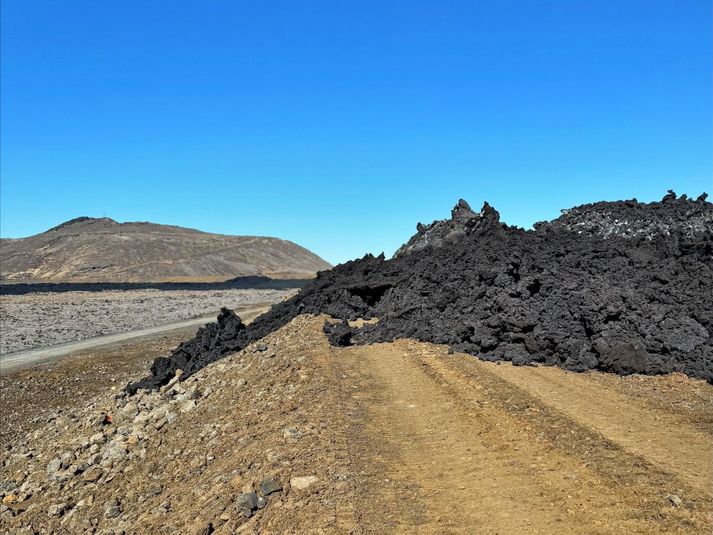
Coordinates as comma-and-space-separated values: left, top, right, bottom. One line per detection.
131, 191, 713, 392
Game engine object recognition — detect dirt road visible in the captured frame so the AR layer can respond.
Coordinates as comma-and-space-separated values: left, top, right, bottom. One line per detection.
1, 315, 711, 533
336, 338, 713, 533
0, 304, 270, 374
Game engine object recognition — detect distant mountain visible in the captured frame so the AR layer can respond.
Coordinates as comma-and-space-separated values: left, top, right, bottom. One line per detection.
0, 217, 331, 282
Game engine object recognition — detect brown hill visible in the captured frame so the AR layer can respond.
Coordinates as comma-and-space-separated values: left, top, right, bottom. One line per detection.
0, 217, 331, 282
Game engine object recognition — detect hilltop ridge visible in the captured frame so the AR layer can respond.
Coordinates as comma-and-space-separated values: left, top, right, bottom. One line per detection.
0, 218, 331, 283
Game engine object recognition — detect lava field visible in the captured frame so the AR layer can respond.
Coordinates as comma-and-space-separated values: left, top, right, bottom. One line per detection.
129, 191, 713, 393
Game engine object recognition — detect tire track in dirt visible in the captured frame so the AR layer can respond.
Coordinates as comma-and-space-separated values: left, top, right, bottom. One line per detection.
336, 339, 713, 534
477, 359, 713, 493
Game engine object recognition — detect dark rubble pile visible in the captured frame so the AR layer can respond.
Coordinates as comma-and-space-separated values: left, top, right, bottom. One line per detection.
131, 191, 713, 391
128, 308, 249, 393
544, 190, 711, 239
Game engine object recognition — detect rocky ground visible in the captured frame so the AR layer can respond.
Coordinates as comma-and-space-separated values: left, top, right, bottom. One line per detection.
0, 289, 295, 354
1, 315, 711, 534
0, 331, 195, 446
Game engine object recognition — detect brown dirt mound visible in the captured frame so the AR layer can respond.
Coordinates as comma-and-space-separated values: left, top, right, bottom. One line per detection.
1, 316, 711, 533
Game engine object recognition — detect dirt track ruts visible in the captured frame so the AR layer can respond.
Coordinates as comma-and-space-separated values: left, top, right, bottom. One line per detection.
336, 337, 713, 533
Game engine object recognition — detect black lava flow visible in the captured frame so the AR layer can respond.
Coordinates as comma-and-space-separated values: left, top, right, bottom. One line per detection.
127, 191, 713, 393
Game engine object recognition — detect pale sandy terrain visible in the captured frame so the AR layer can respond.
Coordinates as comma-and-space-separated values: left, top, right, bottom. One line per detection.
0, 288, 295, 354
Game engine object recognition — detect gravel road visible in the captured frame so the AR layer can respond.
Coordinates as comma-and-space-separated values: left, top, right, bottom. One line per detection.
0, 288, 294, 354
0, 304, 271, 374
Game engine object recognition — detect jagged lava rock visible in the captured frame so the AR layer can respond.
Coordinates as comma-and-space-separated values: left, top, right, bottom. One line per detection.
132, 191, 713, 390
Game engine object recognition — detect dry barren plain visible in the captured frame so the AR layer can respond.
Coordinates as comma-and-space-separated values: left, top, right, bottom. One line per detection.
0, 289, 295, 355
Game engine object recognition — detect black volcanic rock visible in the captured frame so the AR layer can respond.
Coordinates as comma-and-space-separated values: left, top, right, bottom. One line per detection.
128, 308, 248, 392
131, 191, 713, 391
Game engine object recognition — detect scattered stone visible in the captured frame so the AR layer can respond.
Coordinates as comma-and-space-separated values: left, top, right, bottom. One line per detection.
666, 494, 683, 507
46, 457, 62, 476
180, 400, 197, 413
259, 476, 282, 496
229, 475, 243, 490
163, 370, 183, 392
133, 411, 152, 426
290, 476, 319, 491
169, 383, 186, 396
48, 502, 69, 517
157, 500, 171, 514
89, 432, 105, 446
76, 495, 94, 508
235, 491, 258, 517
176, 388, 198, 402
282, 428, 302, 441
101, 444, 127, 465
60, 451, 74, 468
191, 522, 214, 535
2, 494, 18, 506
82, 466, 104, 483
120, 402, 138, 419
145, 483, 163, 498
104, 498, 121, 519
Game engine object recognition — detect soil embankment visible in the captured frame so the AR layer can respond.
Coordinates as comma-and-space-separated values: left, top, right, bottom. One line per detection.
1, 316, 711, 533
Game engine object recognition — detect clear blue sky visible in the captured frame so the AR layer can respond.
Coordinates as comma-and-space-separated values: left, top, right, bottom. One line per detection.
1, 1, 711, 264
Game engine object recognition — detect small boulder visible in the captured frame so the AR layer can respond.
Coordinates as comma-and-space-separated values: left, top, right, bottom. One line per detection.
235, 491, 258, 517
48, 502, 69, 517
666, 494, 683, 507
282, 428, 302, 441
104, 499, 121, 519
290, 476, 319, 491
46, 458, 62, 476
259, 476, 282, 496
82, 466, 104, 483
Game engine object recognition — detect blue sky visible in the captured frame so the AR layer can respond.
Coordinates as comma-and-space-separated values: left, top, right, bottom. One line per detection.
1, 1, 711, 264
